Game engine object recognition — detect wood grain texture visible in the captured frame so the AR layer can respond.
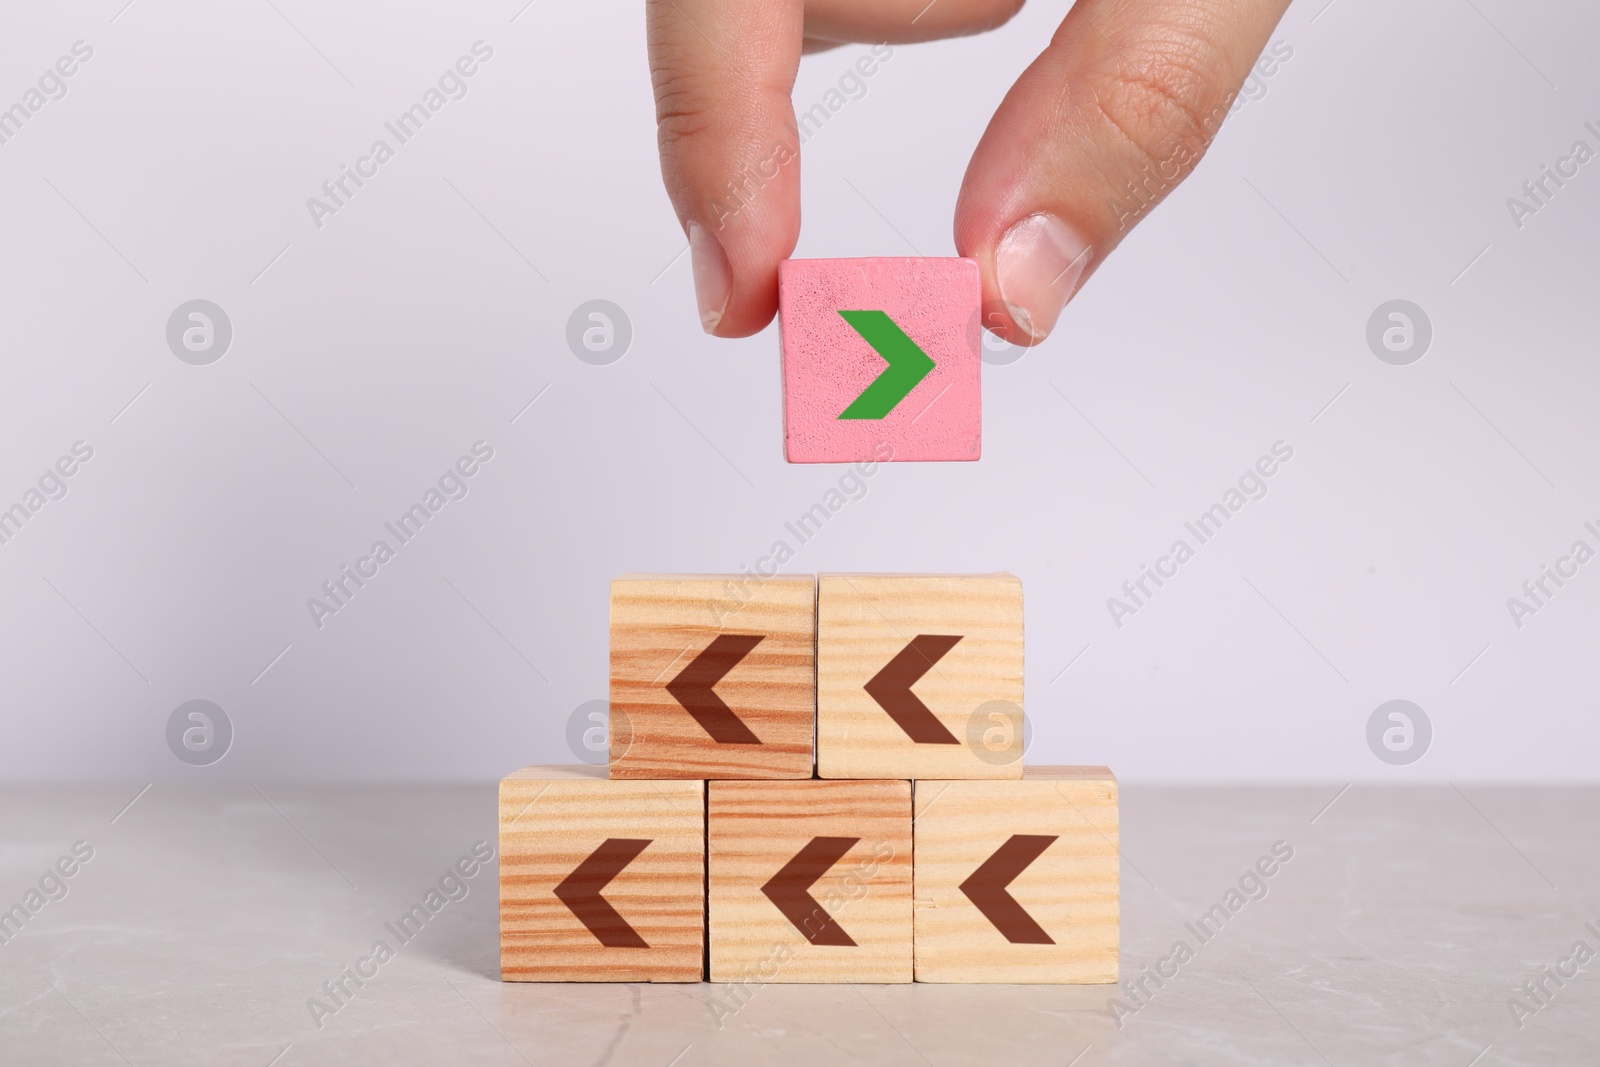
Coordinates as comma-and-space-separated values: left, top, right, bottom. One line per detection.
913, 766, 1118, 983
610, 575, 815, 779
708, 779, 912, 983
499, 765, 704, 982
817, 574, 1023, 780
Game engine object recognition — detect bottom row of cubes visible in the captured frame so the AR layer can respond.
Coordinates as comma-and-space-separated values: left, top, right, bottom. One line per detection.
499, 766, 1118, 984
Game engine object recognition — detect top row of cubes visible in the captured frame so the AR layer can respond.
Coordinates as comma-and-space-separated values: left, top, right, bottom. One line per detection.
609, 573, 1023, 781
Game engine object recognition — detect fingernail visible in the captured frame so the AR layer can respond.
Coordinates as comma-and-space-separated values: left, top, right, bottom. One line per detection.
689, 222, 732, 335
995, 212, 1091, 344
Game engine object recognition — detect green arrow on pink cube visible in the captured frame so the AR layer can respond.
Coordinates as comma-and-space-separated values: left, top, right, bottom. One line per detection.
835, 310, 937, 420
778, 257, 982, 463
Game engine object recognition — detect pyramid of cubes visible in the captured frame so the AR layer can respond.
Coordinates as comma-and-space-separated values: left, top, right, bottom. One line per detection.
499, 573, 1118, 984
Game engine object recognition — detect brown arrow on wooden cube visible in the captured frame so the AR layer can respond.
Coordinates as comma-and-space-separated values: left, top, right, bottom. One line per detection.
816, 573, 1025, 780
609, 575, 816, 779
499, 765, 705, 982
708, 779, 913, 983
911, 767, 1119, 983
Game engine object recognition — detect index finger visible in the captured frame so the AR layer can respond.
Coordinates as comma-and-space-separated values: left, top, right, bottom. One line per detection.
648, 0, 806, 336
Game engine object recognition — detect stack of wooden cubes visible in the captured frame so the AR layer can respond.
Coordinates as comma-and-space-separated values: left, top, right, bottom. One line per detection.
499, 573, 1118, 984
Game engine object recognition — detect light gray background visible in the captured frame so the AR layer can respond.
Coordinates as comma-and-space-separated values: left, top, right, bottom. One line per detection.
2, 0, 1595, 782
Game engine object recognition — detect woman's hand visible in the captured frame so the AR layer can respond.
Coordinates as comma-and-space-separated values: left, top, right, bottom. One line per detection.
647, 0, 1292, 343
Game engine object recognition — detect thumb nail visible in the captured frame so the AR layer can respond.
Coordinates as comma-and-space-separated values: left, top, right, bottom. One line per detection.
689, 222, 732, 335
994, 212, 1091, 344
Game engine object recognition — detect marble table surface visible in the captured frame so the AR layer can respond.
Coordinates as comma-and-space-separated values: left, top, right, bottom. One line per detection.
1, 783, 1596, 1066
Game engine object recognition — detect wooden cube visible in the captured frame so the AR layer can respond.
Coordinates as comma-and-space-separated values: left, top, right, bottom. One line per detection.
499, 765, 704, 982
708, 779, 913, 983
779, 257, 982, 463
817, 573, 1023, 779
609, 575, 815, 779
912, 766, 1118, 983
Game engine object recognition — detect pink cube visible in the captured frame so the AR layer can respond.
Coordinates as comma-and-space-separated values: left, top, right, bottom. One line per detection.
779, 257, 981, 463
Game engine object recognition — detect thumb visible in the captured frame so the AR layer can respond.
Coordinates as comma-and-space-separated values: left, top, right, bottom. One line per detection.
955, 0, 1291, 344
